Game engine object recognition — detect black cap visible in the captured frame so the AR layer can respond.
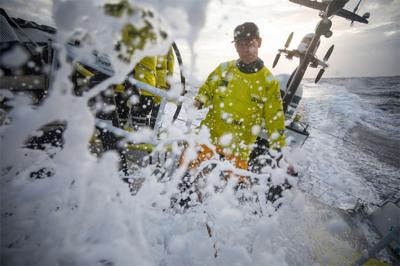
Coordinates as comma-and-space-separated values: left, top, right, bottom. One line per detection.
233, 22, 260, 42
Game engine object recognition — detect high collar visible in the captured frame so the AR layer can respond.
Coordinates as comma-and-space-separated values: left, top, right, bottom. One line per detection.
236, 58, 264, 74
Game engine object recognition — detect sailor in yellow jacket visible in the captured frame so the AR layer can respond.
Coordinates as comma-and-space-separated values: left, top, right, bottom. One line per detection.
128, 56, 158, 129
131, 47, 175, 129
104, 0, 157, 130
192, 22, 286, 175
102, 0, 163, 175
105, 0, 173, 131
129, 48, 174, 129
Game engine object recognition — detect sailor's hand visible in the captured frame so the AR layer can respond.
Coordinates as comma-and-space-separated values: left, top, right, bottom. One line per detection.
287, 164, 298, 176
193, 99, 203, 109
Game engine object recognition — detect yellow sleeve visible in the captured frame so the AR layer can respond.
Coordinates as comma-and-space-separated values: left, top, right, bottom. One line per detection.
264, 77, 286, 150
133, 56, 157, 86
195, 65, 221, 107
166, 47, 174, 76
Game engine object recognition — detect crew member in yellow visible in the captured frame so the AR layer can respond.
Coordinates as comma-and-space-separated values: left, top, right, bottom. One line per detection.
104, 0, 164, 131
130, 47, 175, 129
192, 22, 286, 180
127, 56, 158, 130
102, 0, 162, 175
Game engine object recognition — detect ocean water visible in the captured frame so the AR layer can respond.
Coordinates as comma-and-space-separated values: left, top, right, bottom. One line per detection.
297, 76, 400, 208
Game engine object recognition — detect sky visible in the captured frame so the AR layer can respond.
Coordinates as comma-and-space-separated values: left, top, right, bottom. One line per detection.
185, 0, 400, 79
1, 0, 399, 80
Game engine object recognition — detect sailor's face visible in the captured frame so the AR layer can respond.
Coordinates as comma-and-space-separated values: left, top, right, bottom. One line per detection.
235, 38, 262, 64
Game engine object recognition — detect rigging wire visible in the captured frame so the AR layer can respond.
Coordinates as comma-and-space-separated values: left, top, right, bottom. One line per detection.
8, 15, 49, 66
8, 15, 42, 49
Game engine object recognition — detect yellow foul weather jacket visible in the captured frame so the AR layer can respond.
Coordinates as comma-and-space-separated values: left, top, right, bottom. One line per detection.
105, 1, 158, 95
136, 47, 175, 103
196, 60, 286, 162
155, 47, 175, 90
114, 56, 157, 94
